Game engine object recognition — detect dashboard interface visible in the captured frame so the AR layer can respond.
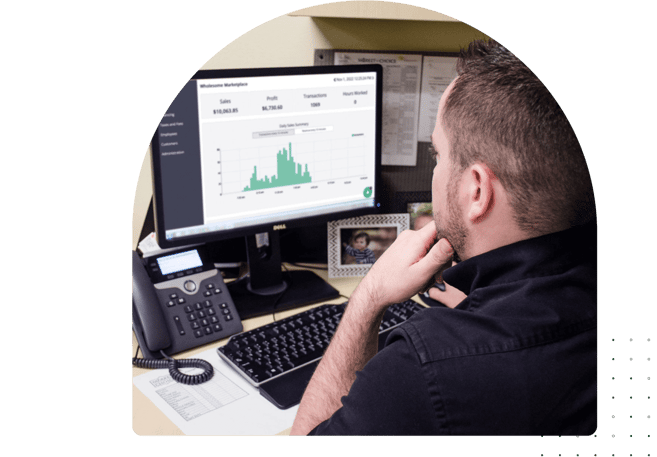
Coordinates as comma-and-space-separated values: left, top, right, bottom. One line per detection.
153, 67, 380, 245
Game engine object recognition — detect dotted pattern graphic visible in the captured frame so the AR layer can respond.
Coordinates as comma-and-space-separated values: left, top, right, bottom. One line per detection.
535, 336, 653, 456
598, 336, 655, 450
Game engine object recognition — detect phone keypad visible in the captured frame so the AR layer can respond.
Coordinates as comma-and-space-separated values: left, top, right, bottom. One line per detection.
152, 270, 243, 356
177, 283, 233, 339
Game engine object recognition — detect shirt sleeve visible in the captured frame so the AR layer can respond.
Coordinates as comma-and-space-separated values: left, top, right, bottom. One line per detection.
365, 250, 376, 263
343, 245, 358, 257
307, 332, 442, 435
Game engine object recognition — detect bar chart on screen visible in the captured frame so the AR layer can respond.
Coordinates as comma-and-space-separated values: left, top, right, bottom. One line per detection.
242, 142, 312, 192
202, 128, 373, 225
217, 136, 369, 195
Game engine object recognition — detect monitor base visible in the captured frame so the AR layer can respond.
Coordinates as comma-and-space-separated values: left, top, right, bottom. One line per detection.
227, 269, 340, 320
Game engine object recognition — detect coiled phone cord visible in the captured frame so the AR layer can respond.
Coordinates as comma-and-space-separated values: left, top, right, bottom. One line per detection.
132, 348, 214, 385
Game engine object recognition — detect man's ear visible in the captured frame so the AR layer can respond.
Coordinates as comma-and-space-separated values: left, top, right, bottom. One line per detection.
465, 163, 495, 224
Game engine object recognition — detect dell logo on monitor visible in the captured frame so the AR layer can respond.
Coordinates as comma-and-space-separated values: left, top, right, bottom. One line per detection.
273, 224, 287, 231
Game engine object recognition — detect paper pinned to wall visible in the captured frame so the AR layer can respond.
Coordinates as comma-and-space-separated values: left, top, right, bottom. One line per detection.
417, 56, 458, 142
335, 52, 422, 166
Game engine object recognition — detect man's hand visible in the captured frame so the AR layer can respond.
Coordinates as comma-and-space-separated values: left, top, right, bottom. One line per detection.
426, 281, 468, 308
290, 222, 455, 435
357, 222, 454, 309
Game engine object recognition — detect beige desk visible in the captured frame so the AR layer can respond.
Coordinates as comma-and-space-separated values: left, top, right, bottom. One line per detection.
132, 264, 364, 436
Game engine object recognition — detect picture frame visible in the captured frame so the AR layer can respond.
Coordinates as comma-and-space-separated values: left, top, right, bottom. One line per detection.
328, 213, 410, 278
393, 191, 431, 212
394, 191, 433, 230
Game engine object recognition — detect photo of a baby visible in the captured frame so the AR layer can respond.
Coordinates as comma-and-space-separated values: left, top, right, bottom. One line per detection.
340, 227, 397, 265
328, 214, 409, 278
342, 232, 376, 264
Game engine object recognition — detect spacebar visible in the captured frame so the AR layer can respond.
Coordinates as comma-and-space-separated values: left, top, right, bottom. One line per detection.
255, 350, 322, 381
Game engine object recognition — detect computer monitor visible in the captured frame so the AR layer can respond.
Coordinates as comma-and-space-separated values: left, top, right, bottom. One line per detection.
150, 64, 383, 318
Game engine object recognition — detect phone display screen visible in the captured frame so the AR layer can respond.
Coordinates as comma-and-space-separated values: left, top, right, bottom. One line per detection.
156, 249, 203, 275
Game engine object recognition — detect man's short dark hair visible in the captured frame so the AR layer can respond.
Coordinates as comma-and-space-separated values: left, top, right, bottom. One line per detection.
442, 39, 595, 235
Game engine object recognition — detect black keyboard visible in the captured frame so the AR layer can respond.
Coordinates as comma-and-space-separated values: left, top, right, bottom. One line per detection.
217, 299, 425, 387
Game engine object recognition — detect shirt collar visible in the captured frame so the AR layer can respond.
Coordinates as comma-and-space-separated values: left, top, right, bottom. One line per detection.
442, 222, 597, 296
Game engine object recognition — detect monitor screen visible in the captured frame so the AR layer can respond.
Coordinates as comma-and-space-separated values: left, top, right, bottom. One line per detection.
151, 65, 382, 249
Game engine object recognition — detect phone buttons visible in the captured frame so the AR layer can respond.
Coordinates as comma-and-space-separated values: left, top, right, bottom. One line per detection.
184, 280, 197, 293
173, 316, 185, 336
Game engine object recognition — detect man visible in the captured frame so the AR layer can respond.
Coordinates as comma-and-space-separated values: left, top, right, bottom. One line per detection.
290, 39, 596, 435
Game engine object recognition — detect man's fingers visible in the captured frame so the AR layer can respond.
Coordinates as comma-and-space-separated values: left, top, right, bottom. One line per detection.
417, 219, 438, 241
416, 238, 453, 292
428, 238, 454, 267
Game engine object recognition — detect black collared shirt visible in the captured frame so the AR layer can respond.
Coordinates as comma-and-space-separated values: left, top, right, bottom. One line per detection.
310, 224, 597, 435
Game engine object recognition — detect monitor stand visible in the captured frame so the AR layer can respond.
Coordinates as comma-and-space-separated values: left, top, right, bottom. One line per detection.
227, 231, 340, 319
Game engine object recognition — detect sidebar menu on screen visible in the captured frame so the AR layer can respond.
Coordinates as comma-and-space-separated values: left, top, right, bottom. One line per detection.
156, 80, 205, 234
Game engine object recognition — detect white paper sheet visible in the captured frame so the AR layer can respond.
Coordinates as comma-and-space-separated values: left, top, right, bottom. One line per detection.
335, 52, 422, 166
133, 347, 299, 435
417, 56, 458, 142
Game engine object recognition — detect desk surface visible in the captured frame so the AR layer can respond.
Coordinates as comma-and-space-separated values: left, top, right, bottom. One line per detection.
132, 264, 364, 436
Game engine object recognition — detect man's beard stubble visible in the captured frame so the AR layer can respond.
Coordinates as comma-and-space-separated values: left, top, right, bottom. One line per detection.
434, 170, 467, 263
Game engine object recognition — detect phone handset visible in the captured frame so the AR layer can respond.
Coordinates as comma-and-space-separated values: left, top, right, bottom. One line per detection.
132, 250, 170, 351
132, 250, 214, 385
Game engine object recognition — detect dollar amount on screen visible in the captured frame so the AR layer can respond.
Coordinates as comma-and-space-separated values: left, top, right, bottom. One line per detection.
214, 108, 238, 115
262, 105, 283, 111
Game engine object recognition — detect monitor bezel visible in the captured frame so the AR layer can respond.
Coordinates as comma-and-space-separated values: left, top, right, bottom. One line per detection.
150, 64, 383, 249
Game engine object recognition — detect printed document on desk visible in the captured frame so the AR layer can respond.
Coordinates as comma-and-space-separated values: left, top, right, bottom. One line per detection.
133, 347, 299, 435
